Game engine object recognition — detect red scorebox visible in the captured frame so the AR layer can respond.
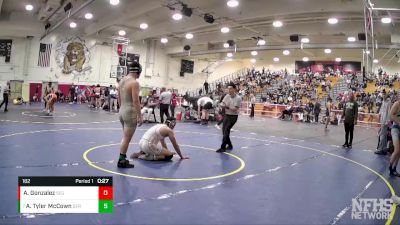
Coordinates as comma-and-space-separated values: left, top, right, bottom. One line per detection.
98, 186, 113, 200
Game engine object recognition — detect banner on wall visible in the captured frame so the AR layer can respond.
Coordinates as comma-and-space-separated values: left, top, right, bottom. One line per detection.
55, 37, 92, 80
295, 61, 361, 74
111, 53, 140, 79
119, 52, 140, 67
181, 59, 194, 74
0, 40, 12, 63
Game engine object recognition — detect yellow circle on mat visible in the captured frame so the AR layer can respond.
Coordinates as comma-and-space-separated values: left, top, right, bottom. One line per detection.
83, 143, 246, 181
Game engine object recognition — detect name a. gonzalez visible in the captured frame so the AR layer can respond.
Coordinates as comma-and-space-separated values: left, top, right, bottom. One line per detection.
24, 190, 55, 195
29, 203, 72, 209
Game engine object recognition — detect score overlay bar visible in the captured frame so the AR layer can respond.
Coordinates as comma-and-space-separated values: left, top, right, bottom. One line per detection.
18, 177, 113, 214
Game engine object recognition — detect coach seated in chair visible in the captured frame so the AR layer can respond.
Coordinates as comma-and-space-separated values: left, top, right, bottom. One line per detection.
141, 94, 159, 123
280, 103, 294, 120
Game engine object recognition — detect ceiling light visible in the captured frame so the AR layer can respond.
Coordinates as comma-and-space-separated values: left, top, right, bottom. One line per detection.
347, 37, 356, 42
328, 17, 338, 24
335, 58, 341, 62
324, 49, 332, 54
251, 51, 258, 56
381, 17, 392, 24
283, 50, 290, 55
118, 30, 126, 36
185, 33, 194, 39
227, 0, 239, 7
257, 39, 266, 46
303, 57, 309, 62
161, 38, 168, 44
250, 58, 256, 64
69, 22, 77, 28
221, 27, 230, 33
227, 53, 233, 57
272, 20, 283, 28
223, 43, 230, 48
373, 59, 379, 63
84, 13, 93, 20
25, 4, 34, 11
109, 0, 119, 5
139, 23, 148, 30
301, 38, 309, 43
365, 50, 370, 54
273, 57, 280, 62
172, 13, 183, 21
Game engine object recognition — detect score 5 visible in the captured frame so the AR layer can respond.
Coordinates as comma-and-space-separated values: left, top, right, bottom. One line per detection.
99, 186, 113, 200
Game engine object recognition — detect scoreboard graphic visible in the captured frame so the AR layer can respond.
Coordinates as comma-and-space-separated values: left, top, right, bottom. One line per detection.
18, 177, 113, 214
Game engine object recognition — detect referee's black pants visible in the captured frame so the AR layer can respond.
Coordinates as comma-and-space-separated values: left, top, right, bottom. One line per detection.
160, 104, 170, 123
221, 115, 238, 149
0, 93, 9, 111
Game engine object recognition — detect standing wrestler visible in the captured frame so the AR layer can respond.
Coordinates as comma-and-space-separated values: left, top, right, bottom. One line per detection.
117, 62, 143, 168
45, 89, 58, 115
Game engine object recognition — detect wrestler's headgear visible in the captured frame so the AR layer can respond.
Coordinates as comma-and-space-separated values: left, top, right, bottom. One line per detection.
165, 117, 177, 129
127, 61, 142, 76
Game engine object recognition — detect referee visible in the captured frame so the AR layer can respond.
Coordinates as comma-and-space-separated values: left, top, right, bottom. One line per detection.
217, 83, 242, 153
0, 81, 10, 112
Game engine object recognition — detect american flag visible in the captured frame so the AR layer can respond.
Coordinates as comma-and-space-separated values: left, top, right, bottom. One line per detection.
38, 43, 52, 67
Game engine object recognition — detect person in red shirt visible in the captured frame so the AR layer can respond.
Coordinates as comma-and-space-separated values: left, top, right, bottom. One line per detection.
170, 90, 177, 117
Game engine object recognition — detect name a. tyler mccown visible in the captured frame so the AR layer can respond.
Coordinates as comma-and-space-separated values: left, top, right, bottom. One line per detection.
24, 190, 55, 195
30, 203, 72, 209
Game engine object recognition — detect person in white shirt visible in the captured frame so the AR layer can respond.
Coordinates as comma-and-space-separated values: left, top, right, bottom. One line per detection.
375, 93, 392, 155
131, 118, 189, 161
197, 96, 213, 125
109, 86, 118, 112
0, 81, 10, 112
159, 88, 172, 123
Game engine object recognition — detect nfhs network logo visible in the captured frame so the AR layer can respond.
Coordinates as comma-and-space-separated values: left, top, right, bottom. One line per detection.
351, 198, 393, 220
